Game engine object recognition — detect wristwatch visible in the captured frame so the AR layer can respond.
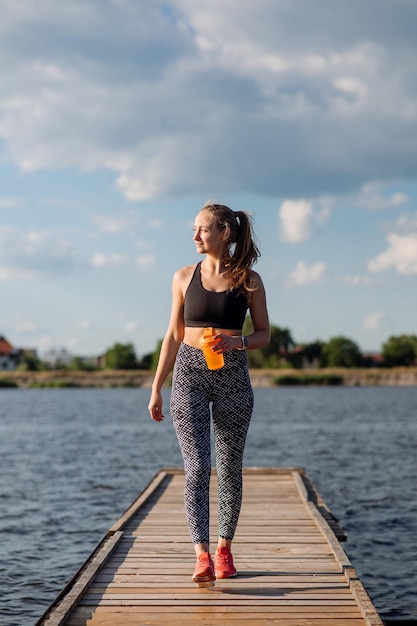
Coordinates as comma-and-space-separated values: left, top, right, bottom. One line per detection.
237, 336, 248, 350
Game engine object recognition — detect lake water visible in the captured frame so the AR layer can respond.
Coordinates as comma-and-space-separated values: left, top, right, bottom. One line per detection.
0, 386, 416, 625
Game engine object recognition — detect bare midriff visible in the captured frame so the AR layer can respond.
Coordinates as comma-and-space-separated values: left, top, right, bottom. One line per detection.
183, 327, 242, 349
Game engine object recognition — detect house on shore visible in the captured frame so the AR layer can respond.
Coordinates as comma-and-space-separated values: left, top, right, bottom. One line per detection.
0, 335, 37, 371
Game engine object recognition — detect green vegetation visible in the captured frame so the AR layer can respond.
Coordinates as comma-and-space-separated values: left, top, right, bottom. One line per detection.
16, 353, 46, 372
5, 325, 416, 377
245, 320, 296, 368
381, 334, 417, 366
149, 340, 163, 371
3, 324, 417, 390
104, 342, 137, 369
321, 336, 362, 368
0, 379, 18, 388
244, 325, 364, 370
69, 356, 98, 371
28, 381, 82, 389
273, 374, 343, 386
101, 328, 417, 371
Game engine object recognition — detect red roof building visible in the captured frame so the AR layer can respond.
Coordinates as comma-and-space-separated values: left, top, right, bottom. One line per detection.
0, 335, 24, 370
0, 336, 14, 356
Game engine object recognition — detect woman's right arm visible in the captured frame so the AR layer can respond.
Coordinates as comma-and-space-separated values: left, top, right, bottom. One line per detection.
148, 269, 186, 422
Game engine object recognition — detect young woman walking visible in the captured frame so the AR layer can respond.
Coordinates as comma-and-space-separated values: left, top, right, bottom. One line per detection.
148, 203, 270, 585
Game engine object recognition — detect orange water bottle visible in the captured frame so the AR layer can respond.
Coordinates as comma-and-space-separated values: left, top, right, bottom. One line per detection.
199, 327, 224, 370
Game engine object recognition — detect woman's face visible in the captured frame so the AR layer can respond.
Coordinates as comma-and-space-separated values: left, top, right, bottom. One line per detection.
193, 210, 224, 255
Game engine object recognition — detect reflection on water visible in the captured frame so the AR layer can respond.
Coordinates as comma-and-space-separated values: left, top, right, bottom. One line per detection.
0, 386, 416, 624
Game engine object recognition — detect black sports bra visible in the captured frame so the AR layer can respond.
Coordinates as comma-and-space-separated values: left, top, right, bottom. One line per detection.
184, 262, 248, 330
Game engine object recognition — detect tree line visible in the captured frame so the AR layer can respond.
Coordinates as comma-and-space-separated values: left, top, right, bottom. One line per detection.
18, 325, 417, 371
241, 322, 417, 369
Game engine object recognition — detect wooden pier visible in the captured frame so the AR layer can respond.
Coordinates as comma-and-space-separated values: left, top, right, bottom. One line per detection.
37, 468, 383, 626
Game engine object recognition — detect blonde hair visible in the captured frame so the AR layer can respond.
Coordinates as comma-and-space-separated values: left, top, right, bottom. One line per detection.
201, 202, 260, 294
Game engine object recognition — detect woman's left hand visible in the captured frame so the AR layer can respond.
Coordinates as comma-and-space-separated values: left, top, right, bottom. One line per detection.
212, 333, 240, 353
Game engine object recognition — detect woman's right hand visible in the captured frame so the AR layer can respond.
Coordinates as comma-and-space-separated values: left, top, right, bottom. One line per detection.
148, 390, 164, 422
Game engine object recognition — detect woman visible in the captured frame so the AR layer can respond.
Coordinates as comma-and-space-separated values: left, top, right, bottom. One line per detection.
148, 203, 270, 585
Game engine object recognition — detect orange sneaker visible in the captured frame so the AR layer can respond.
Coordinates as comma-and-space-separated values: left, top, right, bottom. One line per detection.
192, 552, 216, 585
214, 546, 237, 579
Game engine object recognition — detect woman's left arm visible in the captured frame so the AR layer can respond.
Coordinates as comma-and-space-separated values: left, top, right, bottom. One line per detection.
246, 271, 270, 350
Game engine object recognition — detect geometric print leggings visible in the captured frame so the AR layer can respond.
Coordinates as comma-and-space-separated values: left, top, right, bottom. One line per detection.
170, 343, 254, 545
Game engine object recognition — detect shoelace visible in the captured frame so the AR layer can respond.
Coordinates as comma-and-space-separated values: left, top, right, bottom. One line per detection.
217, 552, 232, 564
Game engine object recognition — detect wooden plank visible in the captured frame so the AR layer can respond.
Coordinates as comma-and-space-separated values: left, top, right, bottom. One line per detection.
70, 604, 364, 613
82, 588, 355, 598
79, 598, 360, 607
68, 606, 367, 626
37, 468, 383, 626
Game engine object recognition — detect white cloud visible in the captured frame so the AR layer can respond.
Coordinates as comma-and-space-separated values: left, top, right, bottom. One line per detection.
136, 254, 156, 269
316, 205, 331, 223
116, 174, 155, 202
279, 199, 330, 243
368, 233, 417, 274
136, 238, 153, 250
125, 321, 139, 333
12, 313, 38, 334
149, 219, 164, 229
358, 181, 408, 210
363, 311, 385, 330
91, 212, 137, 234
279, 200, 314, 243
90, 253, 130, 269
345, 274, 372, 286
0, 266, 37, 281
0, 196, 23, 209
79, 320, 93, 330
0, 225, 77, 280
395, 211, 417, 233
333, 77, 367, 98
1, 2, 417, 200
287, 261, 327, 286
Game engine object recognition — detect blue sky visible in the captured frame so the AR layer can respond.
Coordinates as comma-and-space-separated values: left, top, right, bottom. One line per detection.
1, 0, 417, 358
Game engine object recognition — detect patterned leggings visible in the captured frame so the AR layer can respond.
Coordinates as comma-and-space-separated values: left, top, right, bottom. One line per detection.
170, 343, 254, 545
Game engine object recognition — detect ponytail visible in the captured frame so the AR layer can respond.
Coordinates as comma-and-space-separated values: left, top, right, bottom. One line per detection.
200, 203, 261, 295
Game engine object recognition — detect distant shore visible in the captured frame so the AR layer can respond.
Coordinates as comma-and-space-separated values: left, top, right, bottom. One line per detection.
1, 367, 417, 388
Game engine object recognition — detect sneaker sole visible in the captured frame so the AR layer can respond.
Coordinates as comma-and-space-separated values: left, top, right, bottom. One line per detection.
192, 572, 216, 585
215, 572, 237, 579
192, 574, 216, 583
195, 580, 216, 588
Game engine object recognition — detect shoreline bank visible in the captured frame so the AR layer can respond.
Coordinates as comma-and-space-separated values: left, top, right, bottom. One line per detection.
1, 366, 417, 388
